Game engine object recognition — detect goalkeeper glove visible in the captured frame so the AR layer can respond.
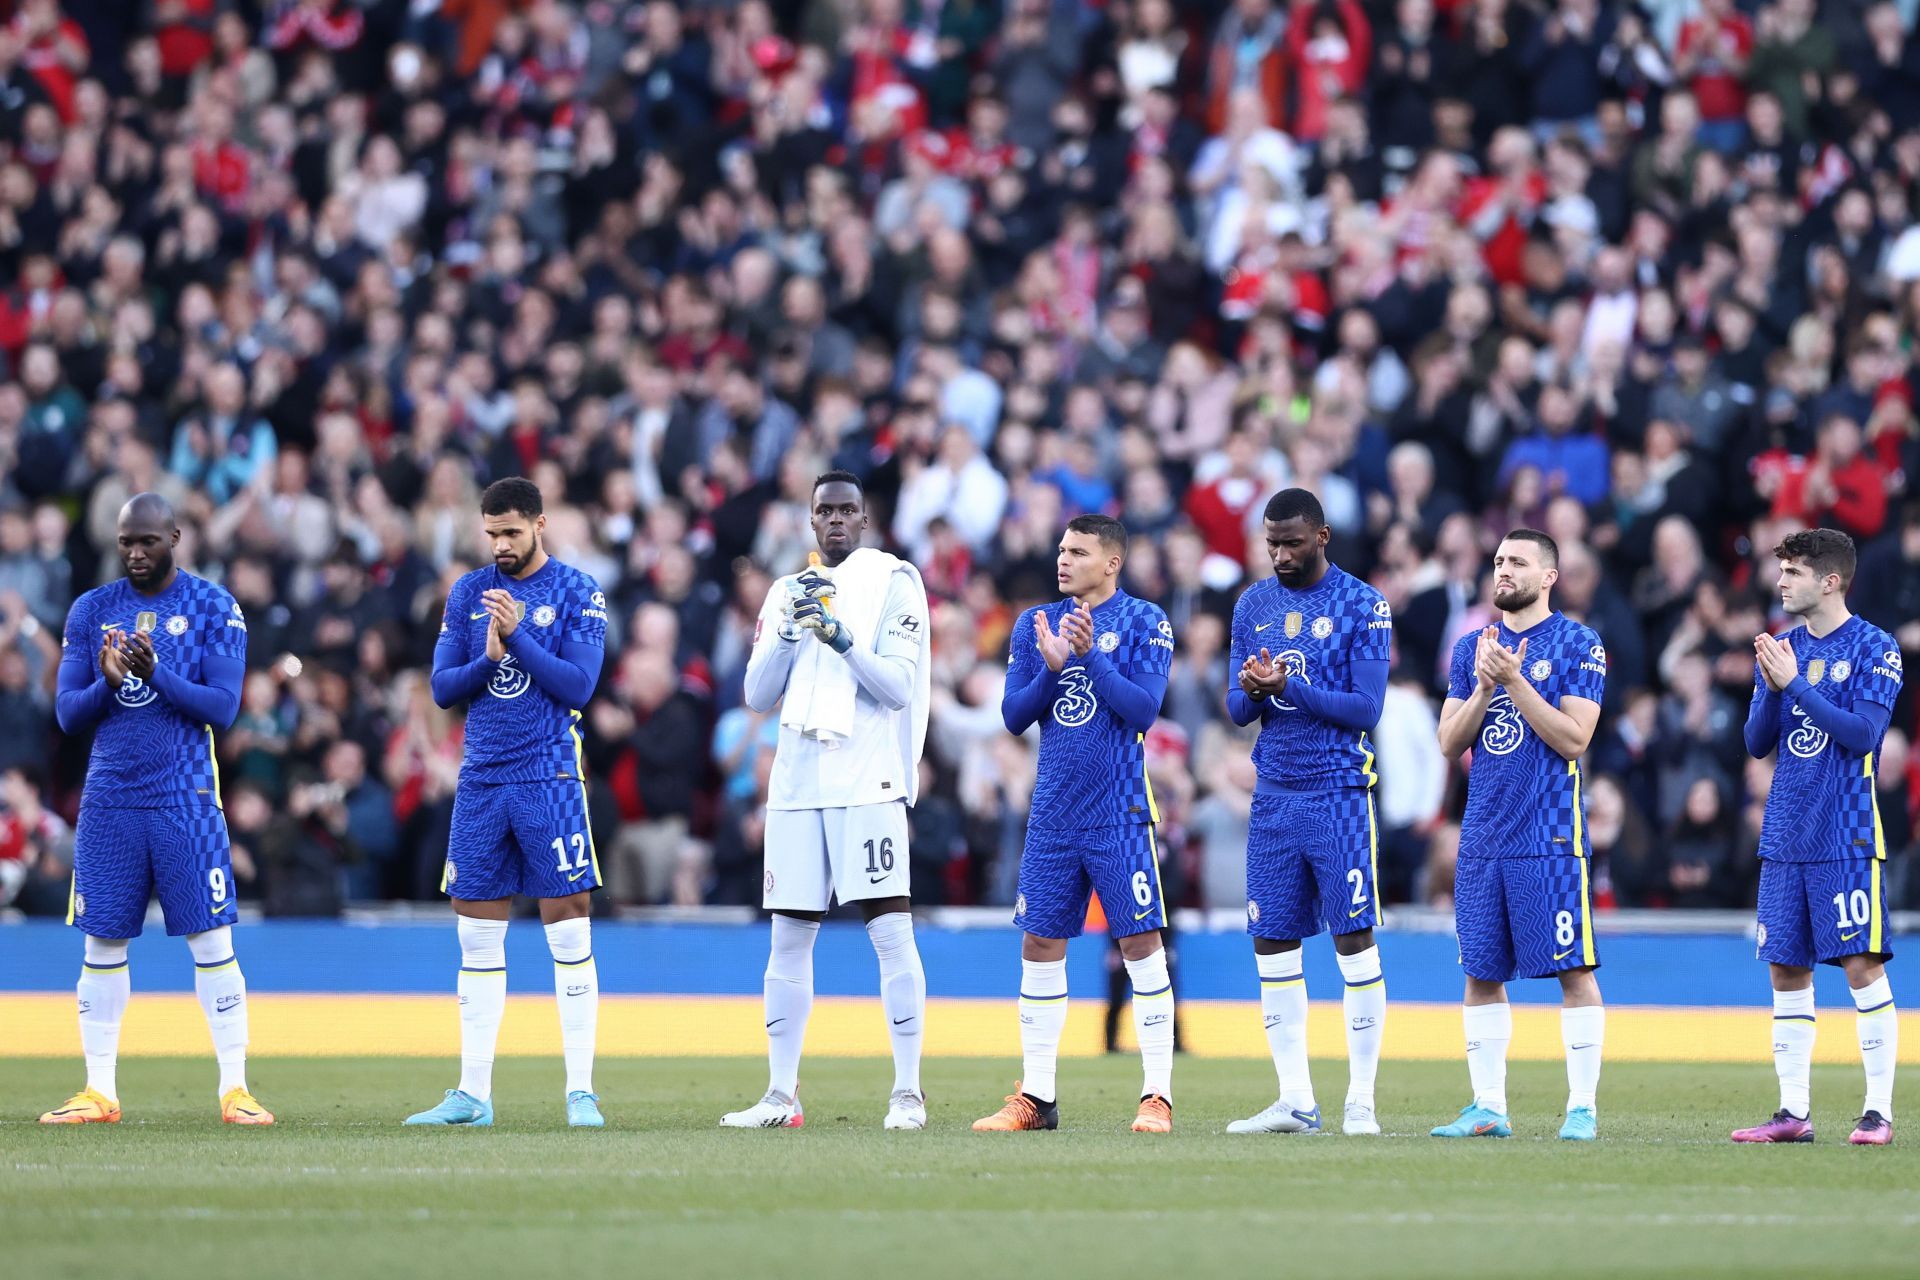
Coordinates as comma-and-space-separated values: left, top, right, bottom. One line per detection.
791, 597, 853, 653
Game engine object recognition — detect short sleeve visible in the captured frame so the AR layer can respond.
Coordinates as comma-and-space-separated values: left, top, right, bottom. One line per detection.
206, 588, 247, 662
1445, 635, 1475, 701
1562, 632, 1605, 705
565, 577, 610, 648
875, 569, 928, 662
1354, 591, 1392, 663
1136, 607, 1175, 679
1861, 634, 1905, 710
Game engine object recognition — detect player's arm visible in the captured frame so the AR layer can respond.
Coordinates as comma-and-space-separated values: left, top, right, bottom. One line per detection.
743, 582, 798, 713
55, 601, 117, 732
502, 587, 604, 707
1080, 611, 1172, 733
1001, 608, 1061, 734
1503, 680, 1600, 761
1283, 658, 1389, 730
430, 580, 496, 708
828, 569, 923, 711
1783, 681, 1892, 755
1743, 664, 1782, 760
1224, 595, 1268, 726
1436, 637, 1494, 758
145, 651, 245, 728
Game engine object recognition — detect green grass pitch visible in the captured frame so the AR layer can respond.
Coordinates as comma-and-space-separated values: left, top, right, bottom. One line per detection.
3, 1056, 1912, 1279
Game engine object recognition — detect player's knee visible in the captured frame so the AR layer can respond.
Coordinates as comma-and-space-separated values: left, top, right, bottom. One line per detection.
1333, 930, 1376, 956
1115, 932, 1163, 963
184, 926, 233, 966
1021, 933, 1068, 963
456, 916, 509, 969
83, 936, 130, 967
543, 916, 591, 964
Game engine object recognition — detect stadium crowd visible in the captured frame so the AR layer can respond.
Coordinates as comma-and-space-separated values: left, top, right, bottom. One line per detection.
1, 0, 1918, 923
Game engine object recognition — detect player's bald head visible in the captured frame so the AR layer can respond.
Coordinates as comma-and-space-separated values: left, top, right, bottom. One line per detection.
118, 491, 177, 536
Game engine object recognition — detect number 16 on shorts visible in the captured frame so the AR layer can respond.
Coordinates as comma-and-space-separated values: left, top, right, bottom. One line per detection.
762, 802, 912, 912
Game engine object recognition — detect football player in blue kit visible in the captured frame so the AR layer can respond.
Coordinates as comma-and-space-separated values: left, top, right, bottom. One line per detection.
1223, 489, 1393, 1138
1433, 530, 1607, 1142
41, 493, 270, 1126
974, 515, 1178, 1134
405, 478, 610, 1130
1733, 529, 1902, 1146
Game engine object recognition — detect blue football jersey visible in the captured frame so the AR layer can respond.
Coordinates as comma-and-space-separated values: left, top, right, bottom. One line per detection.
439, 558, 609, 784
60, 571, 247, 809
1230, 564, 1390, 789
1447, 612, 1606, 859
1011, 589, 1174, 831
1753, 616, 1902, 863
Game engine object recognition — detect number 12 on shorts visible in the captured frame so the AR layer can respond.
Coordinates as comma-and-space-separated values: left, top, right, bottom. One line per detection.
551, 833, 589, 874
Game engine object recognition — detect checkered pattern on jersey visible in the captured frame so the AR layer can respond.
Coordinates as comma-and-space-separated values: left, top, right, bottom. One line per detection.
1231, 565, 1390, 789
1755, 858, 1895, 968
1011, 589, 1173, 832
1447, 612, 1606, 859
440, 558, 608, 785
445, 777, 598, 900
1754, 616, 1903, 864
1244, 787, 1378, 939
61, 572, 247, 810
71, 801, 236, 939
1454, 854, 1599, 982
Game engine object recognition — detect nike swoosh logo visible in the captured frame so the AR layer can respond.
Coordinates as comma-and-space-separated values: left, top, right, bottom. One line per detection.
1552, 948, 1573, 960
892, 1017, 914, 1025
1254, 622, 1274, 632
210, 902, 232, 915
470, 612, 488, 620
1841, 931, 1860, 942
100, 623, 120, 631
1348, 904, 1369, 917
569, 868, 590, 882
1472, 1122, 1499, 1135
49, 1107, 85, 1116
1569, 1043, 1596, 1050
869, 875, 889, 884
1133, 908, 1155, 920
765, 1018, 785, 1029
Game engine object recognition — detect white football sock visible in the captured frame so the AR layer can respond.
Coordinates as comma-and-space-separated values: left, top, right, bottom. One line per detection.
1561, 1004, 1604, 1111
866, 912, 926, 1095
1258, 949, 1313, 1107
765, 915, 819, 1097
1019, 957, 1069, 1104
457, 916, 509, 1102
1463, 1002, 1511, 1114
1852, 977, 1897, 1120
546, 917, 597, 1097
1772, 986, 1815, 1120
78, 937, 129, 1101
1336, 946, 1384, 1106
187, 927, 248, 1097
1124, 948, 1175, 1100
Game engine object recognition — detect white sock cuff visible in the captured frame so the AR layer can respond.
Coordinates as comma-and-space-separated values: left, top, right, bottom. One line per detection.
1853, 976, 1894, 1013
1561, 1005, 1605, 1039
1020, 957, 1069, 999
1123, 949, 1171, 996
1335, 945, 1382, 986
1773, 987, 1816, 1018
1464, 1003, 1512, 1038
185, 926, 234, 967
544, 917, 592, 965
83, 937, 130, 968
458, 916, 509, 970
1257, 949, 1304, 980
865, 910, 914, 959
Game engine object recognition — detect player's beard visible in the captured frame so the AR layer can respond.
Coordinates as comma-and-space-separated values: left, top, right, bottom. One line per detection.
496, 541, 538, 577
125, 552, 173, 592
1492, 582, 1540, 612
